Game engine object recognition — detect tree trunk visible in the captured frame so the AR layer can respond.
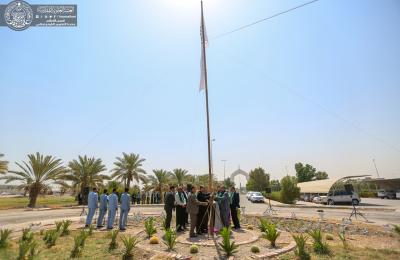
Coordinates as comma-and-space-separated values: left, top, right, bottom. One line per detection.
28, 184, 39, 208
126, 178, 131, 190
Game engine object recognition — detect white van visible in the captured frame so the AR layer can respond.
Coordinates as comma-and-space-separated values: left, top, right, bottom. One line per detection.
326, 190, 360, 205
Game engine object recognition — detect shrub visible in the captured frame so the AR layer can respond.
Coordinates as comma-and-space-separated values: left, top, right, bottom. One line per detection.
121, 235, 139, 260
325, 234, 334, 240
262, 223, 280, 247
43, 229, 60, 248
87, 224, 94, 236
219, 227, 238, 257
149, 235, 159, 244
108, 230, 119, 250
70, 230, 89, 258
163, 229, 177, 251
338, 231, 348, 249
144, 217, 157, 238
308, 229, 330, 255
17, 240, 31, 260
292, 234, 310, 260
0, 229, 12, 248
394, 225, 400, 236
259, 219, 269, 233
190, 244, 199, 254
29, 240, 39, 258
21, 228, 34, 243
250, 245, 260, 253
61, 220, 72, 236
55, 221, 63, 232
280, 176, 300, 204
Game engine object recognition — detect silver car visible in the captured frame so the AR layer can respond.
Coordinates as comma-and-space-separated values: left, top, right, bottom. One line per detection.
326, 190, 360, 205
249, 192, 265, 203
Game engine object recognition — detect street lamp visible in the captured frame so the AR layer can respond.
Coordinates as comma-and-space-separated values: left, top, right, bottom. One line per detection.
221, 159, 227, 181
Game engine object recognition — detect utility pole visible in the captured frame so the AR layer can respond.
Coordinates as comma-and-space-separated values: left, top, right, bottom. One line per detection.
221, 159, 227, 181
372, 159, 380, 178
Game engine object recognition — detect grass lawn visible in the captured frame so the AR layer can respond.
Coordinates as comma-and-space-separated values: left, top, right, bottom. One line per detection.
0, 229, 150, 260
0, 196, 77, 210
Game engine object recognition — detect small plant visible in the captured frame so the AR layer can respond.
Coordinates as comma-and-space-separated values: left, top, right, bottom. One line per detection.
21, 228, 34, 243
292, 233, 310, 260
43, 229, 60, 248
70, 230, 89, 258
55, 221, 63, 232
163, 229, 177, 251
144, 217, 157, 238
219, 227, 238, 257
121, 235, 139, 260
394, 225, 400, 236
259, 218, 270, 232
87, 224, 94, 236
250, 245, 260, 253
0, 229, 12, 248
61, 220, 72, 236
325, 234, 334, 240
190, 244, 199, 254
262, 223, 280, 247
17, 240, 32, 260
339, 231, 348, 249
308, 229, 331, 255
149, 235, 159, 244
108, 230, 119, 250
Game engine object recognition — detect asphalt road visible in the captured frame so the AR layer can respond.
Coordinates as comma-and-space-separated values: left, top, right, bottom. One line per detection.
1, 195, 399, 231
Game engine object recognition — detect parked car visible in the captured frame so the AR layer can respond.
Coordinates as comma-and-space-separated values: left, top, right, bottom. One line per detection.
246, 191, 256, 200
397, 191, 400, 200
249, 192, 265, 203
377, 190, 396, 199
313, 196, 327, 204
326, 190, 360, 205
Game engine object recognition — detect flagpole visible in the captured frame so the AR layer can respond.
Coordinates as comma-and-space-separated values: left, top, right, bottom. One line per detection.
200, 0, 213, 192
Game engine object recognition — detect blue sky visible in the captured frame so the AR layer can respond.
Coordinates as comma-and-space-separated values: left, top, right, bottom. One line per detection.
1, 0, 399, 185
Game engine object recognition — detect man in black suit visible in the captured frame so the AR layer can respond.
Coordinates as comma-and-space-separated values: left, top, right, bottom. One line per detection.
196, 185, 210, 233
230, 186, 241, 229
164, 186, 175, 230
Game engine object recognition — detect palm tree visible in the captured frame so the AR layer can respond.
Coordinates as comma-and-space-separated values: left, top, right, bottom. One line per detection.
0, 153, 8, 174
0, 153, 67, 208
65, 155, 108, 203
149, 169, 171, 203
171, 168, 189, 186
111, 153, 146, 189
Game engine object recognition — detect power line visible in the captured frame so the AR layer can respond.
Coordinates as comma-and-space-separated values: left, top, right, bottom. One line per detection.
212, 0, 321, 40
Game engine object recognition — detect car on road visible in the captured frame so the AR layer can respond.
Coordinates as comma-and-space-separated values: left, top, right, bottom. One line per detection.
377, 190, 396, 199
312, 195, 327, 204
246, 191, 256, 200
397, 191, 400, 199
326, 190, 360, 205
249, 192, 265, 203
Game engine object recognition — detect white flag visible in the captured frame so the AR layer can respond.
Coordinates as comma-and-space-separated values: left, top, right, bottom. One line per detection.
199, 18, 208, 91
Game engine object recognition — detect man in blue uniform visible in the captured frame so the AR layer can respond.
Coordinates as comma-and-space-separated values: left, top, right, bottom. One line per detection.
119, 188, 131, 230
85, 187, 98, 227
97, 189, 108, 228
107, 188, 118, 229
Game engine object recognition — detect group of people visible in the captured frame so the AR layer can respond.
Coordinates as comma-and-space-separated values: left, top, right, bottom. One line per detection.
85, 187, 131, 231
164, 185, 241, 238
130, 190, 162, 205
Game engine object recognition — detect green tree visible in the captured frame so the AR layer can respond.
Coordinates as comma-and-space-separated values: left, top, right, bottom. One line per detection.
0, 153, 67, 207
295, 163, 329, 183
280, 175, 300, 204
148, 169, 171, 203
270, 179, 281, 192
223, 177, 235, 188
0, 154, 8, 174
314, 171, 328, 180
246, 167, 270, 192
171, 168, 188, 186
65, 155, 108, 203
111, 153, 146, 190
